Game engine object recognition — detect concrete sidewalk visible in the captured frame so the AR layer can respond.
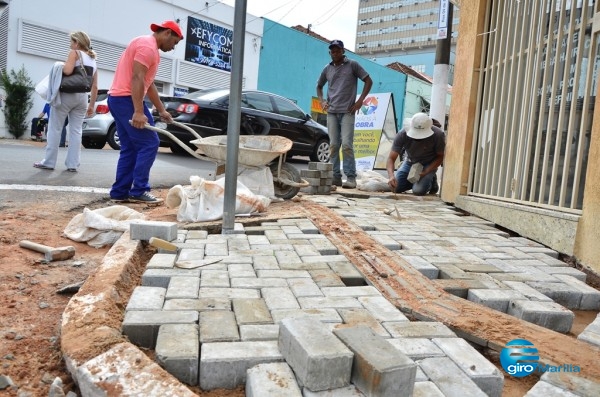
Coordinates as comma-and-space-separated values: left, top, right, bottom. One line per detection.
60, 192, 600, 396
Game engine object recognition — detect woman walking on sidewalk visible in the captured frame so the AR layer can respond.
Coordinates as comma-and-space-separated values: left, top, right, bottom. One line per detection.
34, 31, 98, 172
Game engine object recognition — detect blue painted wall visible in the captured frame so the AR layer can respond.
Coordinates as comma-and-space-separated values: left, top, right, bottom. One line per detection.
257, 19, 407, 131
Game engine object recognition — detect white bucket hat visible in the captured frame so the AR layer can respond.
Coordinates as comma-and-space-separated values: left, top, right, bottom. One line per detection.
407, 113, 434, 139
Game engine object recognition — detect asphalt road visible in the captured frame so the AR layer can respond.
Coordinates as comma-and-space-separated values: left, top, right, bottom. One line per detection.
0, 140, 311, 200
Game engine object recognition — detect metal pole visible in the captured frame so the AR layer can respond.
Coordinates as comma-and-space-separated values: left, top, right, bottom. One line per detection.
222, 0, 247, 234
430, 1, 453, 126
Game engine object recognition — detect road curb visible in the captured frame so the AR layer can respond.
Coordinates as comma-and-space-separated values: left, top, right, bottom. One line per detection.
60, 231, 194, 396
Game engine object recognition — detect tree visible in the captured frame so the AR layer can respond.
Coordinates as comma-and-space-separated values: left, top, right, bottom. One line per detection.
0, 66, 34, 139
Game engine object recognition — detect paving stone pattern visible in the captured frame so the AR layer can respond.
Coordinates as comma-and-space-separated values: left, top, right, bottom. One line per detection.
123, 195, 600, 395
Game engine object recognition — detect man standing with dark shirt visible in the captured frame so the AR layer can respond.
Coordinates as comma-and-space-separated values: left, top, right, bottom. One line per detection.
317, 40, 373, 189
386, 113, 445, 195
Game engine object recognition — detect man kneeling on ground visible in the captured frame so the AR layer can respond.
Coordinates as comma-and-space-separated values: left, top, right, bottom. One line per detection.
386, 112, 445, 195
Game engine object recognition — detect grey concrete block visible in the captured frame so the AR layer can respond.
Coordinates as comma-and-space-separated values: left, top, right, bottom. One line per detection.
578, 328, 600, 347
525, 281, 583, 309
507, 300, 574, 333
302, 385, 367, 396
327, 261, 366, 286
554, 275, 600, 310
387, 338, 445, 360
270, 308, 343, 324
433, 279, 488, 298
523, 380, 579, 396
246, 362, 302, 397
337, 308, 390, 337
146, 253, 176, 269
262, 287, 301, 310
240, 324, 280, 341
432, 338, 504, 397
503, 281, 554, 302
467, 288, 527, 313
383, 321, 456, 338
162, 297, 231, 311
198, 287, 260, 299
200, 270, 230, 288
155, 324, 199, 386
121, 310, 198, 349
75, 343, 197, 397
287, 278, 324, 297
298, 296, 363, 310
232, 298, 273, 325
166, 276, 200, 299
141, 268, 201, 288
125, 286, 166, 311
334, 326, 416, 397
418, 357, 488, 397
320, 286, 381, 297
413, 381, 445, 397
278, 317, 353, 391
541, 371, 600, 396
199, 341, 283, 390
130, 220, 178, 241
400, 256, 439, 279
357, 296, 410, 323
199, 310, 240, 342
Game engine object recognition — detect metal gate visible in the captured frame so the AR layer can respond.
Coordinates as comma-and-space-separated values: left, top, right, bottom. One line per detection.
470, 0, 599, 213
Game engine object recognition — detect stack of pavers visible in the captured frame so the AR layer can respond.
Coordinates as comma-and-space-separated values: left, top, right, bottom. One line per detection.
122, 194, 600, 395
300, 162, 334, 195
124, 216, 504, 395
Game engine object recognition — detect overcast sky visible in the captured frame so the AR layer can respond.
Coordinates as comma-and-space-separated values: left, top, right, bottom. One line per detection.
220, 0, 360, 50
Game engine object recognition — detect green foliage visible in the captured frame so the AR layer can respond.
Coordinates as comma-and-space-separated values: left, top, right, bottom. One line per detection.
0, 66, 34, 139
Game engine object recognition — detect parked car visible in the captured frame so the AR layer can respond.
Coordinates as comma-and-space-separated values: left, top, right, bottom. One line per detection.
82, 90, 120, 150
152, 89, 331, 162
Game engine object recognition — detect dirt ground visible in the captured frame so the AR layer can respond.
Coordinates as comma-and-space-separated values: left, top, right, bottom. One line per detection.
0, 186, 597, 396
0, 189, 246, 397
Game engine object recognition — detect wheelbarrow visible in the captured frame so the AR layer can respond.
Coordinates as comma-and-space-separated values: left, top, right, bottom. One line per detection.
145, 121, 308, 200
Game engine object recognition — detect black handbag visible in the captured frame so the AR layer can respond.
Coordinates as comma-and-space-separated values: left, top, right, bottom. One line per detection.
59, 51, 93, 93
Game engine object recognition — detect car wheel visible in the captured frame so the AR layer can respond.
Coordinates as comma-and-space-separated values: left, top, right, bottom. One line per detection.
310, 139, 330, 163
270, 162, 301, 200
81, 137, 106, 149
107, 125, 121, 150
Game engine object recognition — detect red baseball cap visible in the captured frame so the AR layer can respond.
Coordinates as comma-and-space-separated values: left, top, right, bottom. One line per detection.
150, 20, 184, 39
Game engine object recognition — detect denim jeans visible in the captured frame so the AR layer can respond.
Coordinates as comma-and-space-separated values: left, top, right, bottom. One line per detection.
327, 112, 356, 179
394, 159, 436, 195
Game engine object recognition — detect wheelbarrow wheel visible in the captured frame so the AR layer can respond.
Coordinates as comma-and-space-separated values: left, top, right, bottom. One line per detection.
270, 162, 301, 200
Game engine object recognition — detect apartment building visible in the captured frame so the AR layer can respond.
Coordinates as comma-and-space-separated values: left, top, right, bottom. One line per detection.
355, 0, 459, 77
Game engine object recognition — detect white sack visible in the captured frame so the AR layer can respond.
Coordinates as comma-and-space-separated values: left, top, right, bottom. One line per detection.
356, 170, 391, 192
166, 175, 271, 222
63, 205, 145, 248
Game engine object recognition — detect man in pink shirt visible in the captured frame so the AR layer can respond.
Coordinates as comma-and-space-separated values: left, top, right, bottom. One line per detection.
108, 20, 183, 205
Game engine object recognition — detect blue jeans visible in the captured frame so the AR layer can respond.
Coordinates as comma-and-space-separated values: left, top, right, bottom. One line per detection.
108, 95, 159, 199
327, 112, 356, 179
394, 159, 436, 195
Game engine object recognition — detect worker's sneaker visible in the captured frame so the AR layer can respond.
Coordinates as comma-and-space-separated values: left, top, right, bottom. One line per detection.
429, 175, 439, 195
128, 192, 164, 205
342, 177, 357, 189
110, 196, 129, 203
332, 177, 343, 187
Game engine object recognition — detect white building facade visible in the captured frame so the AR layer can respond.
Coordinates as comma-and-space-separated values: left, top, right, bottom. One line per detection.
0, 0, 264, 139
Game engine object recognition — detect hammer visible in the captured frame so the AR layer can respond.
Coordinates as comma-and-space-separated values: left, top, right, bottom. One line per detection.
19, 240, 75, 262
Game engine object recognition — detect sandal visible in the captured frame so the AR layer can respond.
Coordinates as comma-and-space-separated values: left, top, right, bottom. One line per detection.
33, 162, 54, 170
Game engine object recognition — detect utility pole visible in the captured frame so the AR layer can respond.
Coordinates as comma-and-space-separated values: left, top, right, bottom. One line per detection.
430, 0, 453, 128
222, 0, 248, 233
